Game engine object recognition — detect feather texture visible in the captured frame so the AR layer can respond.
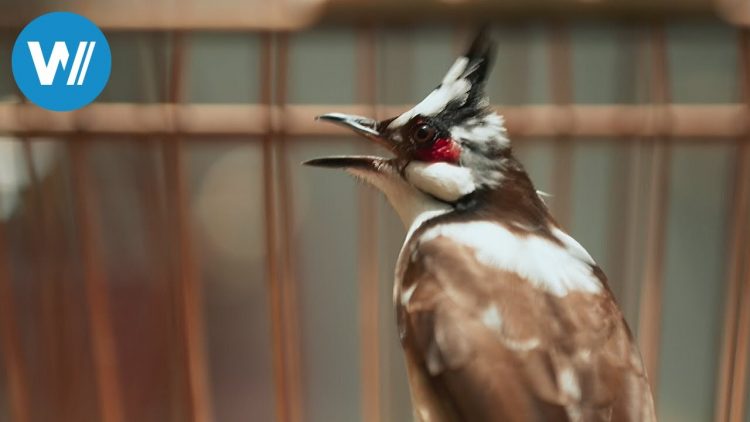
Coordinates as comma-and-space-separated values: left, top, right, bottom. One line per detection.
394, 229, 656, 422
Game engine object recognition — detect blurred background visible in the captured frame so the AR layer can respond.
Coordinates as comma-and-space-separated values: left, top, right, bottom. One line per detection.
1, 0, 750, 421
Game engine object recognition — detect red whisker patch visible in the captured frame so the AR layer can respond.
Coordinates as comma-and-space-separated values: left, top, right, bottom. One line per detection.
415, 138, 461, 163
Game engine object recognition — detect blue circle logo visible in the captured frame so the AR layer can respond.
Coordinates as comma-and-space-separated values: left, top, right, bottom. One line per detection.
12, 12, 111, 112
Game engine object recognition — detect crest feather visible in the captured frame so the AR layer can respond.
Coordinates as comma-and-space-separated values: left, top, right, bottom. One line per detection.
388, 29, 497, 130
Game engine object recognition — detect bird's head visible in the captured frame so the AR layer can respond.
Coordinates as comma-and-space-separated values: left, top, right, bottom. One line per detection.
306, 29, 531, 227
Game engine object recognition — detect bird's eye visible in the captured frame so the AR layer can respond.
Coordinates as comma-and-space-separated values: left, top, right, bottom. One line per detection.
412, 124, 437, 144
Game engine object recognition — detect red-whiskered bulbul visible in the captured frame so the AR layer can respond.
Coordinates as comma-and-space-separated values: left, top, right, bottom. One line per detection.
305, 29, 656, 422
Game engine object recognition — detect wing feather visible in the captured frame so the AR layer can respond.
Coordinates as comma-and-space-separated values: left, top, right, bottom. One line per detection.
398, 236, 655, 422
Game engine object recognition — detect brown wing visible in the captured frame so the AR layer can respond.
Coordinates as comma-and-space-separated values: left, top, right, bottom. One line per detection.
397, 236, 656, 422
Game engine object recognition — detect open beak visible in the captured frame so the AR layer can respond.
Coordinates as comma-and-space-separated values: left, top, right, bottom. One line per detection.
303, 113, 395, 169
303, 155, 385, 171
316, 113, 380, 138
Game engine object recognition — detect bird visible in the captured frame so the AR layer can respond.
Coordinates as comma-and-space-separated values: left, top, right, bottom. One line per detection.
304, 29, 656, 422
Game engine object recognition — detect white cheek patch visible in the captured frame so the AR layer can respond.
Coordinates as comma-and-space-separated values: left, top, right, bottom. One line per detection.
404, 162, 476, 202
419, 221, 603, 296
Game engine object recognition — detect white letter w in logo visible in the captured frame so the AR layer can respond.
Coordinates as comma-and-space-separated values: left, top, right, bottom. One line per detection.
27, 41, 96, 86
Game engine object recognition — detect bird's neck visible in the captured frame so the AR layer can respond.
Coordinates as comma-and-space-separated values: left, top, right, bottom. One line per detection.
406, 157, 555, 242
459, 164, 554, 230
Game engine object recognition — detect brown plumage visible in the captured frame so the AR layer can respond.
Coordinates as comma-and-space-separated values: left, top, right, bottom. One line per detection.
395, 226, 655, 422
306, 28, 656, 421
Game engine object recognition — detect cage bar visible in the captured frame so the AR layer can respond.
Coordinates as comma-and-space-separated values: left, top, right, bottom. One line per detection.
714, 28, 750, 422
133, 137, 190, 420
727, 32, 750, 422
162, 138, 214, 422
20, 139, 66, 421
637, 24, 672, 400
273, 32, 305, 422
1, 103, 747, 139
720, 138, 750, 422
69, 139, 125, 422
547, 22, 574, 228
729, 181, 750, 422
162, 32, 214, 422
258, 33, 293, 422
621, 135, 646, 328
356, 25, 381, 422
0, 219, 30, 422
0, 0, 719, 31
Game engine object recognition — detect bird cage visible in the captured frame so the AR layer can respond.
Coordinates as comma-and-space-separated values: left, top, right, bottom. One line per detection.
0, 0, 749, 421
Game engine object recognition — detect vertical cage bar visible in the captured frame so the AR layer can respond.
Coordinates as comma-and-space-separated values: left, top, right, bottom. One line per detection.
620, 27, 650, 332
547, 21, 574, 229
69, 139, 124, 422
28, 141, 68, 420
722, 150, 750, 422
621, 136, 646, 326
134, 138, 183, 421
143, 33, 190, 422
0, 217, 30, 422
356, 25, 381, 422
607, 27, 640, 310
714, 28, 750, 422
274, 32, 304, 422
20, 139, 63, 420
729, 178, 750, 422
13, 90, 67, 419
637, 24, 671, 400
163, 32, 214, 422
26, 140, 94, 421
260, 32, 292, 422
162, 135, 214, 422
729, 33, 750, 422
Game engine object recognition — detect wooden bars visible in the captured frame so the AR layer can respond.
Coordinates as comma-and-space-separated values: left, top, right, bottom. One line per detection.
356, 26, 381, 422
162, 32, 214, 422
714, 28, 750, 422
69, 140, 125, 422
636, 24, 672, 401
0, 0, 718, 31
1, 103, 749, 139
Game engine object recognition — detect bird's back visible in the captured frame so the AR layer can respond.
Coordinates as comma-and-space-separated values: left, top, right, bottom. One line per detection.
394, 220, 656, 422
